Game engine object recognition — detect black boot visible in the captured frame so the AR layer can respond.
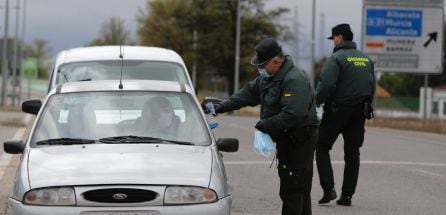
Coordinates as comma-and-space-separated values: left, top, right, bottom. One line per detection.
318, 189, 337, 204
336, 195, 352, 206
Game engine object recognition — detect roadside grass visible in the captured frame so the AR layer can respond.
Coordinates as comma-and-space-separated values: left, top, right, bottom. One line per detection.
0, 107, 25, 127
0, 118, 25, 127
366, 117, 446, 134
0, 106, 21, 112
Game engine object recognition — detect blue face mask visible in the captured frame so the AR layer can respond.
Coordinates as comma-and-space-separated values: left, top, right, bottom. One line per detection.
258, 68, 270, 77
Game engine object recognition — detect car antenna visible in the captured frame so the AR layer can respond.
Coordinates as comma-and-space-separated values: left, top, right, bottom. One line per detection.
119, 44, 124, 89
118, 17, 124, 90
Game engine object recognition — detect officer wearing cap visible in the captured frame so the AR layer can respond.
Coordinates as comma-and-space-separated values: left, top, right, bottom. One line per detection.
315, 23, 376, 206
212, 38, 318, 215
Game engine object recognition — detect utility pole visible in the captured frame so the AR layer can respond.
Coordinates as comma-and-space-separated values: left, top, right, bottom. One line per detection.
192, 29, 197, 91
233, 0, 241, 93
310, 0, 316, 88
423, 74, 429, 124
319, 13, 325, 60
12, 0, 20, 106
293, 6, 299, 65
19, 0, 28, 104
1, 0, 10, 106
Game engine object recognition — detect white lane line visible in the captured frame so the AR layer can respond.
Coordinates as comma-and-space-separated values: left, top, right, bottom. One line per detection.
225, 160, 446, 167
0, 128, 26, 181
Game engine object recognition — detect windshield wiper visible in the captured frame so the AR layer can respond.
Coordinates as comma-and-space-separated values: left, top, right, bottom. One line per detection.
78, 78, 92, 81
162, 139, 194, 145
98, 135, 163, 144
36, 138, 95, 145
98, 135, 193, 145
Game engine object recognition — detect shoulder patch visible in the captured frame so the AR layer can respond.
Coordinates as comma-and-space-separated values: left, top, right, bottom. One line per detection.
283, 92, 292, 97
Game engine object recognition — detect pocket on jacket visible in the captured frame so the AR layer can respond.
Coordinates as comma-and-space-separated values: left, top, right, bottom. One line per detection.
279, 168, 306, 191
264, 87, 280, 106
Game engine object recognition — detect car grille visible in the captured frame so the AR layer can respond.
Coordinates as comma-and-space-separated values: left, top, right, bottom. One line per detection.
82, 188, 158, 203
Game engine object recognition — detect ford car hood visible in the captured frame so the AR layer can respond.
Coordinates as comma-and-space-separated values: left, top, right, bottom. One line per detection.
27, 144, 212, 189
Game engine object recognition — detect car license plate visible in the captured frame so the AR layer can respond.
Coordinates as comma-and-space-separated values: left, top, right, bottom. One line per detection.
81, 211, 159, 215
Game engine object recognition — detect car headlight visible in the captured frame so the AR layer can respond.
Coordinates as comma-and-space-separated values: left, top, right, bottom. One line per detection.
24, 187, 76, 206
164, 186, 217, 205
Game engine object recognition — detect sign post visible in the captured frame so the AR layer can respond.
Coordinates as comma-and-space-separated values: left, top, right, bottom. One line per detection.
23, 58, 38, 99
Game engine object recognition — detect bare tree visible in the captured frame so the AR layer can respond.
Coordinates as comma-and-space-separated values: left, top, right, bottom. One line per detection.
88, 17, 133, 46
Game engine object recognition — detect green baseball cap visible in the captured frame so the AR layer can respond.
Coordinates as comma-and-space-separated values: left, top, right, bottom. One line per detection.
250, 38, 282, 66
328, 23, 352, 40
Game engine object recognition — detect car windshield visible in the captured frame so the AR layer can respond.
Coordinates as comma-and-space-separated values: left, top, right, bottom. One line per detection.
56, 60, 189, 86
32, 91, 210, 146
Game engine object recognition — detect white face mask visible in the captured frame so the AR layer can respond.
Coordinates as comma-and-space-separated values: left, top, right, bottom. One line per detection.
159, 111, 173, 129
258, 68, 270, 77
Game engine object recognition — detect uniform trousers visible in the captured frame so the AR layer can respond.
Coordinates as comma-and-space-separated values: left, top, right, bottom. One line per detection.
277, 126, 317, 215
316, 104, 365, 196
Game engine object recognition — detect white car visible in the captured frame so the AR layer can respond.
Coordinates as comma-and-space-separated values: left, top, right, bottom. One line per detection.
48, 46, 194, 93
4, 80, 237, 215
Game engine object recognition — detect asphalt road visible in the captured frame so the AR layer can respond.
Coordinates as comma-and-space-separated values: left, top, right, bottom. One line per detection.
211, 115, 446, 215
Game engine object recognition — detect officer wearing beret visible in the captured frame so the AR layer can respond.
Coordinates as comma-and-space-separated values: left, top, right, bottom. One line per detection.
316, 23, 376, 206
213, 38, 318, 215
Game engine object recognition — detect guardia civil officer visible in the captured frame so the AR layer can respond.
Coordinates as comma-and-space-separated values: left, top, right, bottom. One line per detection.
212, 38, 318, 215
315, 24, 375, 206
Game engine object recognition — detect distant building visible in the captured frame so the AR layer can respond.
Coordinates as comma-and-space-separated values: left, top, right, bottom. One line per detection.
420, 86, 446, 120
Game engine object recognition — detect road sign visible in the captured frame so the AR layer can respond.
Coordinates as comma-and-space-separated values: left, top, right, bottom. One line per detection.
23, 58, 38, 79
362, 0, 444, 74
364, 0, 443, 7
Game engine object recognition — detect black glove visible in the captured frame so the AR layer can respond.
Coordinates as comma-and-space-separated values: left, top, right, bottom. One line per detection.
214, 103, 224, 114
255, 120, 267, 133
202, 102, 224, 116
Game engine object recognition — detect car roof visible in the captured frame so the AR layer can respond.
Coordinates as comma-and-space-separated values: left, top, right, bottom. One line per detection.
56, 46, 185, 65
50, 80, 194, 95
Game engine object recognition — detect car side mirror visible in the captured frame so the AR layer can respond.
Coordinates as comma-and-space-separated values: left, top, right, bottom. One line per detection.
22, 99, 42, 115
216, 138, 239, 152
4, 140, 25, 154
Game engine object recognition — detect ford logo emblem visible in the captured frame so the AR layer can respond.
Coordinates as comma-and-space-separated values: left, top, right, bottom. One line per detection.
113, 193, 128, 200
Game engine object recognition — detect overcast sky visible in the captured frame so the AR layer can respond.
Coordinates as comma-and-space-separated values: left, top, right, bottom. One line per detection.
0, 0, 363, 56
1, 0, 442, 63
23, 0, 146, 53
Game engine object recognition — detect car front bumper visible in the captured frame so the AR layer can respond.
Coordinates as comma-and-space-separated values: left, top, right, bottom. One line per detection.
7, 196, 232, 215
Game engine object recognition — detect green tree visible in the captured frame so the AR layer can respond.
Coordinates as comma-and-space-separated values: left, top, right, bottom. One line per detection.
378, 73, 424, 96
88, 16, 133, 46
25, 39, 52, 78
137, 0, 289, 94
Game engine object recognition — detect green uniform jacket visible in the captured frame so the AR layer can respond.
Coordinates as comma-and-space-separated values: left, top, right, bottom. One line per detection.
220, 56, 318, 136
316, 41, 375, 106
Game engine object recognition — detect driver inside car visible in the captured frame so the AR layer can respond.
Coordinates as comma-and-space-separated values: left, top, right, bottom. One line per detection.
134, 96, 180, 138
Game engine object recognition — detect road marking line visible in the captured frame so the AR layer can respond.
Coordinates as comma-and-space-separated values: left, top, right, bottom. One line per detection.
0, 128, 26, 181
225, 160, 446, 167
